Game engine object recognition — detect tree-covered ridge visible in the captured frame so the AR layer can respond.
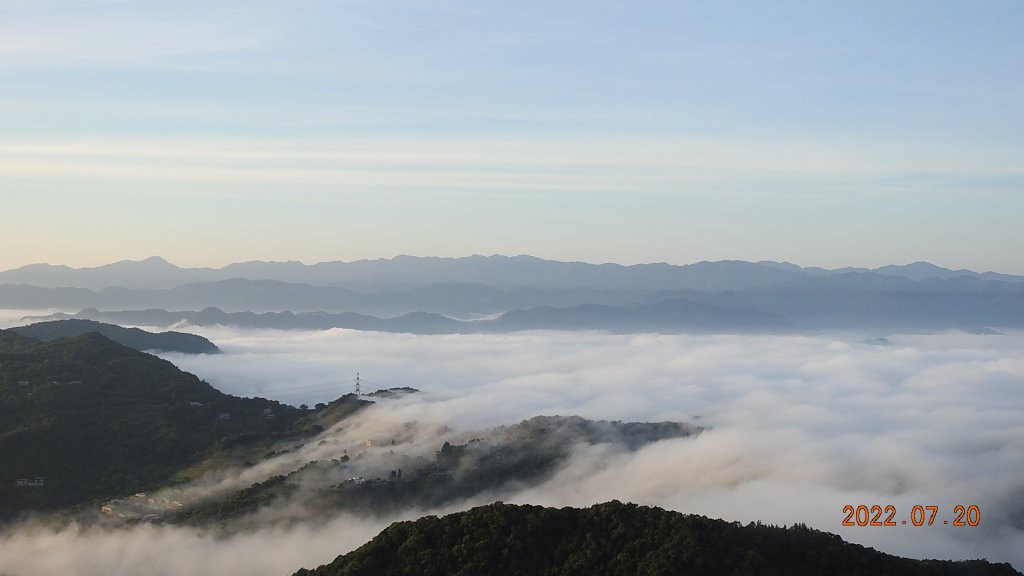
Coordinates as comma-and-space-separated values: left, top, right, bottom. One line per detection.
11, 318, 220, 354
295, 501, 1022, 576
176, 416, 699, 526
0, 330, 301, 520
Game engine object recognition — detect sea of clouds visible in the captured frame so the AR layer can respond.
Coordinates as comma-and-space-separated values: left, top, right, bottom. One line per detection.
1, 319, 1022, 575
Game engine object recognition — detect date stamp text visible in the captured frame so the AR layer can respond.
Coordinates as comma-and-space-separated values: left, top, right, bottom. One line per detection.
842, 505, 981, 527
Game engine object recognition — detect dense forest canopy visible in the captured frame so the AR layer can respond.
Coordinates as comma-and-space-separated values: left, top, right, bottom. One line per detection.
295, 501, 1022, 576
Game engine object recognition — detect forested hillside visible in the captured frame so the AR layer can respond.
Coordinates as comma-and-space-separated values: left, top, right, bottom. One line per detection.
295, 501, 1022, 576
0, 331, 303, 520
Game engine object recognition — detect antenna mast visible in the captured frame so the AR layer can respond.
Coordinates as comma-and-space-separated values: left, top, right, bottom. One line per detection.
354, 372, 361, 396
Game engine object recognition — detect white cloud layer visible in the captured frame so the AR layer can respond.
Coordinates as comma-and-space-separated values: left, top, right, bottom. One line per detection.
1, 326, 1022, 574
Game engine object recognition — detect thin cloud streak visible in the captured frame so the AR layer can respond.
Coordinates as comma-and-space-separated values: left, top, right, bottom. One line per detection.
3, 135, 1021, 176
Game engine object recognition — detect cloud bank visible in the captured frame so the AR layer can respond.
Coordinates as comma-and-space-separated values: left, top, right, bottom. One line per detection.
1, 326, 1022, 574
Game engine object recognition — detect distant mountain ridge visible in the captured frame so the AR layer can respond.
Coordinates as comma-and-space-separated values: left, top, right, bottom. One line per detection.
11, 319, 220, 354
757, 260, 1024, 283
3, 256, 1024, 332
2, 255, 1021, 291
29, 299, 793, 335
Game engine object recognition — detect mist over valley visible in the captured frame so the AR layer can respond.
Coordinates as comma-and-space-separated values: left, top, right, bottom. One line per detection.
2, 291, 1022, 574
2, 256, 1024, 575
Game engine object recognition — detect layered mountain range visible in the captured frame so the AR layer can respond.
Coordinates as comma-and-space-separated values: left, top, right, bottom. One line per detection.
3, 255, 1023, 332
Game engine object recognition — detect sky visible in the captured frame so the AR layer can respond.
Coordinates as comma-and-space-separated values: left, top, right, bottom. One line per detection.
1, 1, 1023, 273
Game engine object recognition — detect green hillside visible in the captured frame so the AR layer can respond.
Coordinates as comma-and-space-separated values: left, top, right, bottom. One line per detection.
295, 501, 1021, 576
0, 330, 303, 520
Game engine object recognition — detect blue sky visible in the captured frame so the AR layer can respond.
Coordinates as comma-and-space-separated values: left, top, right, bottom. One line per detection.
1, 1, 1022, 272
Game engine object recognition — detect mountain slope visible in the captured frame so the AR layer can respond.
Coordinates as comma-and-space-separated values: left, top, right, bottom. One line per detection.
294, 501, 1020, 576
11, 319, 219, 354
0, 331, 302, 520
176, 416, 700, 526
